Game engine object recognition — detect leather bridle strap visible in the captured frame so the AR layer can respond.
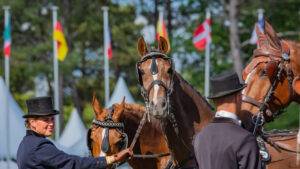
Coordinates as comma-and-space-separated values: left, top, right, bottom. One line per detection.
242, 95, 266, 108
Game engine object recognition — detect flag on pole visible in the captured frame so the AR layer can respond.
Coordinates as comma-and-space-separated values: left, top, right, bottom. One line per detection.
53, 21, 68, 61
3, 13, 11, 58
156, 8, 170, 49
192, 18, 211, 51
249, 10, 264, 45
104, 19, 112, 60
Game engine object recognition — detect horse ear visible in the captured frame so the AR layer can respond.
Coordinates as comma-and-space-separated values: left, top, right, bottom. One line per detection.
121, 96, 126, 106
264, 21, 281, 49
293, 76, 300, 95
137, 37, 148, 56
92, 94, 102, 117
158, 36, 170, 54
113, 98, 126, 120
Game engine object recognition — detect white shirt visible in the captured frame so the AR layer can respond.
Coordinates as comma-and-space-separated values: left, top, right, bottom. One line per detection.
215, 110, 242, 126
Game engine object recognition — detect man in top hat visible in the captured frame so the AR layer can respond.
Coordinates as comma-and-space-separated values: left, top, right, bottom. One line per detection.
193, 72, 262, 169
17, 96, 133, 169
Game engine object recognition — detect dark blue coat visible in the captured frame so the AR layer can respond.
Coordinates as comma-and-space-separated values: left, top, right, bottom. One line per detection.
193, 117, 262, 169
17, 130, 107, 169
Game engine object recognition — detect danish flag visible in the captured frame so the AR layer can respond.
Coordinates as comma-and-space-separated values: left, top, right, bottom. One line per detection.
193, 18, 211, 51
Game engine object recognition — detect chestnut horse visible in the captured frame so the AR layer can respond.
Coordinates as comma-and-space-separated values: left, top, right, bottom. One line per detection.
241, 21, 300, 169
136, 36, 214, 168
87, 97, 170, 169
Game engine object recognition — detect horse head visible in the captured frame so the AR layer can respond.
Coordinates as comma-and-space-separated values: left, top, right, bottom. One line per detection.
241, 21, 300, 130
87, 95, 128, 158
136, 36, 174, 119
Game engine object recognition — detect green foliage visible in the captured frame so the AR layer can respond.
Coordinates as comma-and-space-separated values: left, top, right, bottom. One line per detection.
265, 102, 300, 130
0, 0, 299, 130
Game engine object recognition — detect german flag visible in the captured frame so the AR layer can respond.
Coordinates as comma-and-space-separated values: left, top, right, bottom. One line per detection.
53, 21, 68, 61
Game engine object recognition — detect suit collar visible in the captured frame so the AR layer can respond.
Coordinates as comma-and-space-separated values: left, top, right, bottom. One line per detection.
26, 130, 46, 138
214, 110, 242, 126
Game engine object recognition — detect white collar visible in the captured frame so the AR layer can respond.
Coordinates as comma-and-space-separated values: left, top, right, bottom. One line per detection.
215, 110, 241, 126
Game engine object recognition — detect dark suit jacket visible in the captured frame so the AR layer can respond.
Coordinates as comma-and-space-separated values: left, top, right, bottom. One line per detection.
193, 117, 262, 169
17, 130, 107, 169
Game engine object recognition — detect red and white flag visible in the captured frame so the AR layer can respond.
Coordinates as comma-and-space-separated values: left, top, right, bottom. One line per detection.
193, 18, 211, 51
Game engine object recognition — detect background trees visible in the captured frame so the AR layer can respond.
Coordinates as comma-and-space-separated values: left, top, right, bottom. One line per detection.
0, 0, 299, 129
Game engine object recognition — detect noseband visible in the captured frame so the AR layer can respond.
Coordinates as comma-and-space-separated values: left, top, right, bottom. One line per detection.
242, 41, 293, 135
92, 106, 128, 154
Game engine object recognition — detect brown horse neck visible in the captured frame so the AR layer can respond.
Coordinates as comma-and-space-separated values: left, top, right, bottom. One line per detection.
121, 103, 164, 134
174, 72, 214, 124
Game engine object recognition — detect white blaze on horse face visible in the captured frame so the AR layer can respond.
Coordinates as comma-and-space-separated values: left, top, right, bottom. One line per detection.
242, 68, 257, 95
151, 60, 159, 105
99, 128, 107, 157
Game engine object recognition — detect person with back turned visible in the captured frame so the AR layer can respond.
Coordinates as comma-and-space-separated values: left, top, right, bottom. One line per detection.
17, 96, 133, 169
193, 72, 262, 169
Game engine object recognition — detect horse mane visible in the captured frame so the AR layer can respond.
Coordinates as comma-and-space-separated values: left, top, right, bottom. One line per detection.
174, 72, 214, 111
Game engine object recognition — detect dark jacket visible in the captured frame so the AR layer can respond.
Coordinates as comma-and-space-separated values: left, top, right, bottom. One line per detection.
17, 130, 107, 169
193, 117, 262, 169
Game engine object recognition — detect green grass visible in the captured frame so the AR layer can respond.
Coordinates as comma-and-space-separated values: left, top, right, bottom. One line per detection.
264, 102, 300, 130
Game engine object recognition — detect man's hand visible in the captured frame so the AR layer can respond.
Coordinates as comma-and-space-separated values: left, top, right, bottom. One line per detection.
113, 148, 133, 162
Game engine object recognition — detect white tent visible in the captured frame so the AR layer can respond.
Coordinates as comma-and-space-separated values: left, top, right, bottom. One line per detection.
57, 108, 89, 156
65, 138, 89, 157
0, 77, 26, 160
0, 160, 18, 169
57, 109, 87, 148
107, 76, 135, 107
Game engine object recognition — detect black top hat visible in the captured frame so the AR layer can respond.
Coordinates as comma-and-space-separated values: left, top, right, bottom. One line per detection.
207, 72, 246, 99
23, 96, 59, 118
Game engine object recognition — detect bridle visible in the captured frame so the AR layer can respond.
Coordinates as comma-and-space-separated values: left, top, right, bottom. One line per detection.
136, 51, 180, 134
90, 106, 128, 156
242, 41, 293, 135
136, 51, 175, 111
88, 105, 172, 168
136, 51, 196, 168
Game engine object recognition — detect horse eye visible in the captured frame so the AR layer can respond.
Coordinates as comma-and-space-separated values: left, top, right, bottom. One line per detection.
260, 70, 267, 77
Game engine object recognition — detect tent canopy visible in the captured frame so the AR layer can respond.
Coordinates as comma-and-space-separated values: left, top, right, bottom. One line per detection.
57, 109, 87, 148
107, 76, 135, 107
0, 77, 26, 160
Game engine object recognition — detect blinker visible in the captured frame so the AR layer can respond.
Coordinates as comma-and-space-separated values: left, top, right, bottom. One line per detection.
101, 128, 110, 153
151, 57, 158, 75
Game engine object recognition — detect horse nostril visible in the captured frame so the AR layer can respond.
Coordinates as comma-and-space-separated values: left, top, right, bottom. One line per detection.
161, 101, 166, 108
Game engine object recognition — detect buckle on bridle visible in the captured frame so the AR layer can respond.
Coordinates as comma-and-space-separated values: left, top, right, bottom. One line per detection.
282, 52, 289, 61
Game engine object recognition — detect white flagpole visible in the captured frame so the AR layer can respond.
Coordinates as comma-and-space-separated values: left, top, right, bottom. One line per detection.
257, 8, 264, 23
204, 10, 211, 98
3, 6, 11, 169
51, 6, 60, 140
102, 6, 110, 107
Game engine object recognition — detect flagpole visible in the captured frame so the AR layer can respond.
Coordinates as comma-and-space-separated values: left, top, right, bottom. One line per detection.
51, 6, 60, 140
102, 6, 110, 107
257, 8, 264, 22
3, 6, 11, 169
3, 6, 10, 88
204, 10, 211, 98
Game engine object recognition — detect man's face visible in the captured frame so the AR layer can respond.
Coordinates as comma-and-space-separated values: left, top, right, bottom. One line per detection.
30, 116, 55, 137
